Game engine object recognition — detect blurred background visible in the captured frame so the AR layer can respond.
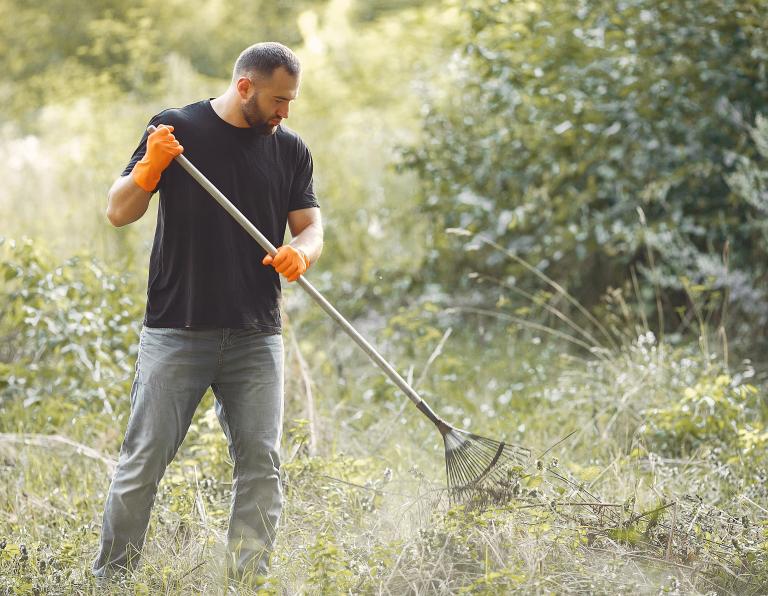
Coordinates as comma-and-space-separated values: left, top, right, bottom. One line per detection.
2, 0, 768, 592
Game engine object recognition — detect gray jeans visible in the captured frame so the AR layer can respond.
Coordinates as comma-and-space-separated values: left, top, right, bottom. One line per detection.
93, 327, 284, 581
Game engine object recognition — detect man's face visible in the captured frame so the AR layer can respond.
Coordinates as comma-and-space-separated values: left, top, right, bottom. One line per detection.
240, 67, 300, 135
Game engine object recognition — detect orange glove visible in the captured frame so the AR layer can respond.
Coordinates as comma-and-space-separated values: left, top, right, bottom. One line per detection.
131, 125, 184, 192
262, 245, 310, 282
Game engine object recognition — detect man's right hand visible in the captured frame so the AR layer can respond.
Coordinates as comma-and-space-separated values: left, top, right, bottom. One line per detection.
131, 125, 184, 192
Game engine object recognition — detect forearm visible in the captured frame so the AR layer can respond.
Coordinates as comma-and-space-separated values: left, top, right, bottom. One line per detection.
105, 175, 153, 227
289, 220, 324, 265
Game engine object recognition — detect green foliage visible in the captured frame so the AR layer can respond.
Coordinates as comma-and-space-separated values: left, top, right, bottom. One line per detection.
407, 0, 768, 324
2, 1, 768, 593
643, 373, 761, 456
0, 0, 318, 125
183, 394, 235, 479
282, 451, 388, 526
306, 534, 354, 593
2, 259, 767, 593
0, 237, 142, 439
285, 0, 456, 315
726, 113, 768, 323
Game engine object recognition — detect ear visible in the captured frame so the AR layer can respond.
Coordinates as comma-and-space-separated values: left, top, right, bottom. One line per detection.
235, 77, 252, 100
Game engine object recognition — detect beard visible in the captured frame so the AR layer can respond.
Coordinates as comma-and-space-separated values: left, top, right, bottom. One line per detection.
241, 94, 278, 135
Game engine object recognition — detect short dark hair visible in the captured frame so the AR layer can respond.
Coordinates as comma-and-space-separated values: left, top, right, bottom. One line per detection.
233, 42, 301, 80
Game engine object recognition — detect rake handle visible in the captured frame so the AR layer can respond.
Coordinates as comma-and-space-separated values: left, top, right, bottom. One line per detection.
147, 125, 446, 428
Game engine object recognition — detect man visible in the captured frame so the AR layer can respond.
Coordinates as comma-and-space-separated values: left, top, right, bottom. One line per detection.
94, 42, 322, 584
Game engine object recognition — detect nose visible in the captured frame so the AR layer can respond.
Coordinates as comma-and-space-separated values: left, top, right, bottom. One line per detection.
277, 103, 290, 119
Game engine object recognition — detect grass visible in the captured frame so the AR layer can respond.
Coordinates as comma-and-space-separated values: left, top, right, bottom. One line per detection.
1, 239, 767, 594
2, 332, 767, 594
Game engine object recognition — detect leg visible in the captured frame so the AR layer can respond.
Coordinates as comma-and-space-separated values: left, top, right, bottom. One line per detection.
93, 328, 219, 577
212, 330, 284, 583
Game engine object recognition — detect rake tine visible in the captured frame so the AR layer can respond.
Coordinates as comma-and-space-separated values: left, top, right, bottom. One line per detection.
450, 447, 479, 489
450, 454, 484, 497
461, 439, 499, 477
463, 454, 494, 487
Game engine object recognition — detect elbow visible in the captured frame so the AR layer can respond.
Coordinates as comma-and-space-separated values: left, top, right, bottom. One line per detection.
105, 204, 123, 227
105, 195, 128, 228
105, 207, 119, 227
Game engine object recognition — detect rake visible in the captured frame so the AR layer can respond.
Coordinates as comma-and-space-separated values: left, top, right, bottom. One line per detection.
150, 125, 532, 504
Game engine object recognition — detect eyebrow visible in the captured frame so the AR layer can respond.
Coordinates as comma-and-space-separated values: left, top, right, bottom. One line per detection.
274, 94, 298, 101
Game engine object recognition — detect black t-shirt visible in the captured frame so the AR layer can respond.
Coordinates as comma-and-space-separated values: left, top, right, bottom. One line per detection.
122, 100, 319, 331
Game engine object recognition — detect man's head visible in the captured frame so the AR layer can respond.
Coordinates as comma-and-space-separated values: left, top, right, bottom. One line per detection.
233, 42, 301, 135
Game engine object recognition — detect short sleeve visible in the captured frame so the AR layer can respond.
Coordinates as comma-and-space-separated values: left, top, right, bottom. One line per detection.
288, 140, 319, 211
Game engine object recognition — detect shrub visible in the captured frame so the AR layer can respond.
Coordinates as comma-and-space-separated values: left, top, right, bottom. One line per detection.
0, 237, 143, 440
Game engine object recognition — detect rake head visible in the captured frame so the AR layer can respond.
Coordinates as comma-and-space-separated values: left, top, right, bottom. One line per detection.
442, 426, 532, 505
416, 401, 587, 507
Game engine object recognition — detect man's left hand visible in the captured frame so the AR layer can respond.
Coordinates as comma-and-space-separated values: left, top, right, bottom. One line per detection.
262, 245, 310, 282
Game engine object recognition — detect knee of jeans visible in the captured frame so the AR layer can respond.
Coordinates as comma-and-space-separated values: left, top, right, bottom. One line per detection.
235, 446, 281, 478
118, 442, 174, 483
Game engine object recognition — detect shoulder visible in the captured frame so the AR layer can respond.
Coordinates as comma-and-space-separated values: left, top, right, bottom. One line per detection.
276, 125, 310, 152
275, 125, 313, 167
150, 101, 210, 130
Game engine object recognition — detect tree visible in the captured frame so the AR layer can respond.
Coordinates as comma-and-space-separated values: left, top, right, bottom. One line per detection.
0, 0, 318, 126
726, 113, 768, 327
407, 0, 768, 322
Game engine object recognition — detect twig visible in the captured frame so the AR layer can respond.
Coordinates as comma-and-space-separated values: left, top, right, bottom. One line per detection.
586, 454, 623, 492
287, 324, 318, 456
627, 501, 676, 526
537, 429, 577, 458
0, 433, 117, 471
382, 541, 409, 594
193, 465, 208, 526
471, 272, 606, 350
316, 474, 415, 499
636, 207, 665, 340
517, 501, 624, 509
739, 494, 768, 516
629, 266, 650, 333
599, 382, 646, 439
469, 232, 620, 351
588, 547, 735, 594
20, 492, 78, 521
445, 306, 605, 356
180, 559, 206, 580
665, 501, 678, 561
686, 503, 703, 534
414, 327, 452, 390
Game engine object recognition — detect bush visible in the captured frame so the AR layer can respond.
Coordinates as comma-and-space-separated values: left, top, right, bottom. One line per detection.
0, 237, 143, 441
643, 372, 761, 456
407, 0, 768, 330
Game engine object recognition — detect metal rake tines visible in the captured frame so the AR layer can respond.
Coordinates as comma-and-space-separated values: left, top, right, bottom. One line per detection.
443, 429, 531, 503
441, 429, 599, 507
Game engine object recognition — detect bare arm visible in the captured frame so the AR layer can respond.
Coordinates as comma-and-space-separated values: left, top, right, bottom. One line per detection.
105, 175, 153, 227
287, 207, 323, 264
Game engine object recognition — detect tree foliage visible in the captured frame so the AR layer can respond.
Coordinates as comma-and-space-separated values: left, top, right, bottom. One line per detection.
726, 113, 768, 322
0, 0, 317, 126
408, 0, 768, 321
